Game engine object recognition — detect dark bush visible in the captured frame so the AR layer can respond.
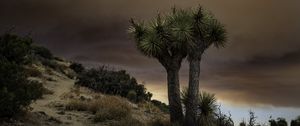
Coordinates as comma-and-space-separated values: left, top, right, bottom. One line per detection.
0, 34, 43, 117
54, 56, 64, 62
0, 34, 32, 64
70, 62, 85, 74
30, 44, 67, 74
239, 121, 246, 126
25, 67, 42, 77
32, 45, 53, 59
291, 116, 300, 126
270, 118, 288, 126
40, 58, 66, 74
40, 57, 57, 69
151, 100, 169, 113
75, 66, 152, 102
127, 90, 137, 102
0, 59, 43, 117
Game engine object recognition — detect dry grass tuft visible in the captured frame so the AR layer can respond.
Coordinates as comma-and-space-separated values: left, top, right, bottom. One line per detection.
138, 102, 161, 114
65, 100, 88, 111
92, 96, 131, 122
65, 94, 132, 122
148, 118, 171, 126
89, 95, 131, 114
110, 116, 144, 126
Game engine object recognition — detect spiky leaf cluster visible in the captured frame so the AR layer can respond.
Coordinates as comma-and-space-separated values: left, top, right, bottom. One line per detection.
192, 7, 227, 48
129, 8, 197, 58
129, 6, 227, 61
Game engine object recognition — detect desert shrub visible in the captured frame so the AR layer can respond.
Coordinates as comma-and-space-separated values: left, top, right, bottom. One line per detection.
94, 108, 113, 122
277, 118, 288, 126
291, 116, 300, 126
94, 96, 131, 121
0, 78, 44, 114
89, 95, 131, 115
32, 45, 53, 59
143, 102, 161, 114
75, 66, 152, 102
0, 33, 43, 117
0, 34, 32, 64
25, 67, 42, 77
40, 58, 57, 69
239, 121, 246, 126
127, 90, 137, 102
94, 107, 130, 122
65, 70, 77, 79
65, 95, 132, 122
269, 118, 288, 126
40, 58, 68, 75
111, 116, 144, 126
70, 62, 85, 74
65, 100, 88, 111
54, 56, 64, 62
151, 100, 169, 113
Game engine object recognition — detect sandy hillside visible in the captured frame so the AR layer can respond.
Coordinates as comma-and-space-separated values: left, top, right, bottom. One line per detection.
0, 59, 168, 126
27, 62, 96, 126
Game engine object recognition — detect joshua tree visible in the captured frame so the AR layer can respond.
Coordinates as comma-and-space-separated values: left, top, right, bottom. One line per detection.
185, 7, 227, 126
129, 9, 195, 125
129, 6, 226, 125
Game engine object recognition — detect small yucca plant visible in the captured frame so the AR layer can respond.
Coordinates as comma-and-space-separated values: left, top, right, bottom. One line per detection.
182, 89, 218, 126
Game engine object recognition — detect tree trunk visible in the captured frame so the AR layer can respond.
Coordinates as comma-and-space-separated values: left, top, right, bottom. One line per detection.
185, 59, 201, 126
167, 68, 184, 126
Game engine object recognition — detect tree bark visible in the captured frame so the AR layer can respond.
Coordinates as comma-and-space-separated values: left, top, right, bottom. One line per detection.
185, 59, 201, 126
167, 68, 184, 126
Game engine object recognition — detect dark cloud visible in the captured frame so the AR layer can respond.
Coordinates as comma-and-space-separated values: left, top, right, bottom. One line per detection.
1, 0, 300, 107
201, 49, 300, 107
246, 49, 300, 67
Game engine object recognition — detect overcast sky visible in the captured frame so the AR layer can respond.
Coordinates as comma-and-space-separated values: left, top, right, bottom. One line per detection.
1, 0, 300, 123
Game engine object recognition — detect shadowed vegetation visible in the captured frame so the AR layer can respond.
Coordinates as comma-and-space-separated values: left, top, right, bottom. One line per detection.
65, 95, 132, 122
291, 116, 300, 126
182, 90, 233, 126
0, 33, 44, 117
75, 66, 153, 103
269, 117, 288, 126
